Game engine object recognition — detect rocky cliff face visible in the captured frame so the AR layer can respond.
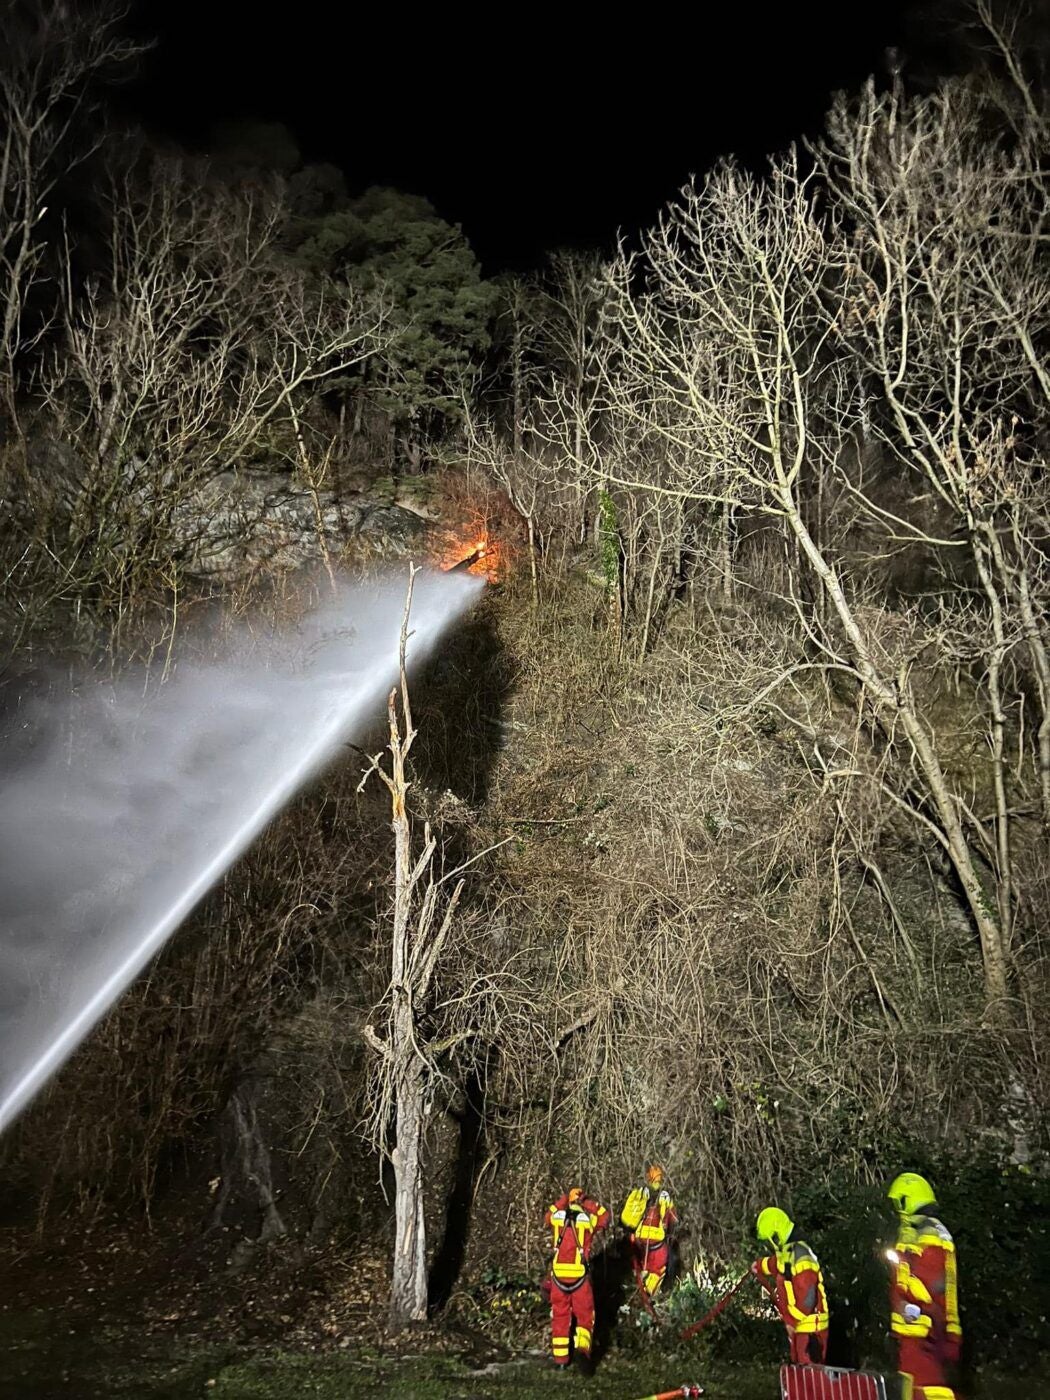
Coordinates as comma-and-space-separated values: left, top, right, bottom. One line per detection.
174, 469, 432, 579
20, 438, 439, 582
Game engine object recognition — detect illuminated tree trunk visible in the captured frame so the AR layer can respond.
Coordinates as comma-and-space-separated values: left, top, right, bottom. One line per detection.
385, 676, 428, 1328
361, 567, 466, 1331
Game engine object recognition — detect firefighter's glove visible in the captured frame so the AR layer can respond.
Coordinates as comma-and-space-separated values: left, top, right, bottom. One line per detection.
749, 1260, 762, 1277
903, 1303, 923, 1324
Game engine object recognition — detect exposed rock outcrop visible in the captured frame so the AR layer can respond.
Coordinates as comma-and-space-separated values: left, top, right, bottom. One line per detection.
174, 468, 430, 579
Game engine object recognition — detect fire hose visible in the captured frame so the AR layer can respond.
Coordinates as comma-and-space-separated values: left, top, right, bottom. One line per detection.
679, 1269, 754, 1341
631, 1387, 705, 1399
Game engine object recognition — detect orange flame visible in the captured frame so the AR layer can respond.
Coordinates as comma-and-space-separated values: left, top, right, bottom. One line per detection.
434, 530, 501, 581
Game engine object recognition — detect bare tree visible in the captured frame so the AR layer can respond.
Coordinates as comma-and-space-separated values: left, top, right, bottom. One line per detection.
815, 64, 1050, 1001
358, 568, 470, 1328
0, 1, 139, 429
37, 152, 391, 600
600, 146, 1021, 1013
462, 406, 552, 607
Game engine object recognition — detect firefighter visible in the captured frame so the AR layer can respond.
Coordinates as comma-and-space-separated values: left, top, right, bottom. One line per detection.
750, 1207, 829, 1364
621, 1162, 678, 1299
544, 1186, 609, 1374
886, 1172, 962, 1400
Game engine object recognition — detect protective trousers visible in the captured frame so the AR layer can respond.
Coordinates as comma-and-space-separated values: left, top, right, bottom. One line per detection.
897, 1337, 957, 1400
788, 1329, 829, 1365
633, 1239, 669, 1295
550, 1277, 594, 1365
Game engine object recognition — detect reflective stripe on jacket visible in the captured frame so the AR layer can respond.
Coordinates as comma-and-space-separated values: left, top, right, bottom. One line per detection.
890, 1213, 961, 1344
757, 1239, 829, 1335
545, 1195, 609, 1284
634, 1187, 677, 1243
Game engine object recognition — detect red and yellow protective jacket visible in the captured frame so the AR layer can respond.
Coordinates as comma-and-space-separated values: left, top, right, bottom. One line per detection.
545, 1193, 609, 1288
633, 1187, 678, 1247
890, 1212, 962, 1359
755, 1240, 829, 1336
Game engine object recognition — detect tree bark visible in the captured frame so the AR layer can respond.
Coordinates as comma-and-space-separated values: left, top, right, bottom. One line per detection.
388, 1037, 428, 1327
384, 654, 429, 1328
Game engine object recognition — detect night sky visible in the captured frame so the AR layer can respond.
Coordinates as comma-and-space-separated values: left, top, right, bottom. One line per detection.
123, 1, 925, 270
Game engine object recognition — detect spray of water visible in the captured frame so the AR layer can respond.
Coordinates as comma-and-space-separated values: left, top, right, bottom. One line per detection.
0, 569, 482, 1134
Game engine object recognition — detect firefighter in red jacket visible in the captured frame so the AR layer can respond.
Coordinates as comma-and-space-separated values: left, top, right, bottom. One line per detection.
886, 1172, 962, 1400
751, 1207, 829, 1364
543, 1186, 609, 1373
622, 1163, 678, 1298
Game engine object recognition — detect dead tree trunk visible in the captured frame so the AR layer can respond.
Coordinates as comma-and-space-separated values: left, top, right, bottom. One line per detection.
384, 639, 427, 1327
360, 565, 465, 1331
388, 1047, 428, 1324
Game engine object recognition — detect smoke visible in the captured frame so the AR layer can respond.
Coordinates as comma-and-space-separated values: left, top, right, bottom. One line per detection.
0, 569, 482, 1133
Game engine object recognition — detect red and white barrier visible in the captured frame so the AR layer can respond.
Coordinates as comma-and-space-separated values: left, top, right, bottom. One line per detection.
780, 1363, 889, 1400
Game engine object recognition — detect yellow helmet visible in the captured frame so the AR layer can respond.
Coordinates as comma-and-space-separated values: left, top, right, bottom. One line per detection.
756, 1206, 794, 1249
646, 1163, 664, 1189
568, 1187, 584, 1206
887, 1171, 936, 1216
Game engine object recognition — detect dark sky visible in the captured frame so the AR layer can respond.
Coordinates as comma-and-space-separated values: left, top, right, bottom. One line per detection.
123, 1, 924, 270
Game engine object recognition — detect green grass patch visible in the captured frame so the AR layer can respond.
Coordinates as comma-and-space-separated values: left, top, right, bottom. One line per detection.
0, 1311, 1042, 1400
